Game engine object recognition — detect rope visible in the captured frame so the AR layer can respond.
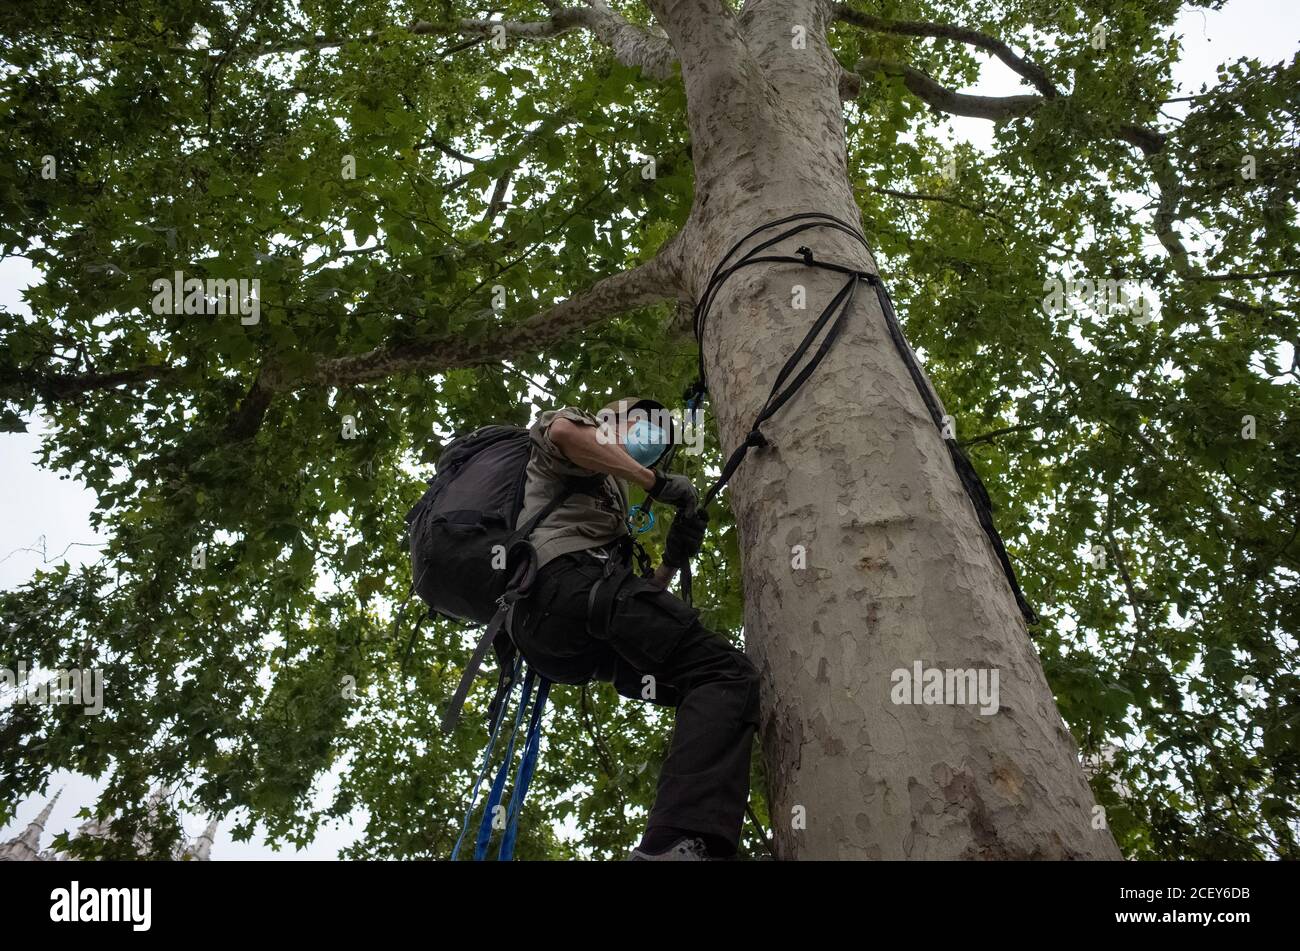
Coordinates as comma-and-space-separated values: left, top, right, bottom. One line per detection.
682, 211, 1038, 626
471, 665, 535, 860
450, 653, 523, 860
498, 674, 550, 860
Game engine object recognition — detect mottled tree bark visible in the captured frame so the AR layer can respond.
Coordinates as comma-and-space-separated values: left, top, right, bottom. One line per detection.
652, 0, 1120, 859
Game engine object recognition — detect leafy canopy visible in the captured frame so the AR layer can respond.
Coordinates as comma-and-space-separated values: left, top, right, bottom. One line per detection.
0, 0, 1296, 859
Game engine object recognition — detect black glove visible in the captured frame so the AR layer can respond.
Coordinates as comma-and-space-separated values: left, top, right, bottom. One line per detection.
648, 471, 699, 512
663, 509, 709, 569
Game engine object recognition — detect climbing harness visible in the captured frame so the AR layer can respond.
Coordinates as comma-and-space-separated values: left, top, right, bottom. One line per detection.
626, 502, 656, 535
677, 211, 1038, 626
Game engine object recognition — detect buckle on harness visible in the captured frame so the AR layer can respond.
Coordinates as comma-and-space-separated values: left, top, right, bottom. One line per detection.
585, 549, 633, 639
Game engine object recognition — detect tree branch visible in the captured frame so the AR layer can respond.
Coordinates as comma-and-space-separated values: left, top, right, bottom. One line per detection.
859, 183, 1009, 223
3, 365, 175, 404
11, 238, 687, 442
855, 56, 1042, 121
447, 109, 572, 190
853, 56, 1165, 155
578, 683, 629, 817
846, 58, 1277, 314
416, 135, 480, 165
187, 9, 676, 80
835, 6, 1059, 98
483, 166, 514, 225
854, 183, 1076, 255
1105, 497, 1153, 671
304, 242, 687, 390
1148, 155, 1277, 316
959, 421, 1050, 448
224, 369, 277, 442
646, 0, 750, 82
1193, 268, 1300, 283
579, 0, 678, 80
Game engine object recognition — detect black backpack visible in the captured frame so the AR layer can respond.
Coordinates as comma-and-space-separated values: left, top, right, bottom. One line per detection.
402, 424, 604, 732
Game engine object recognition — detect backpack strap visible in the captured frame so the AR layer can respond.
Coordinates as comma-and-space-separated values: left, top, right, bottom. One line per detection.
441, 599, 515, 734
441, 543, 539, 735
513, 473, 607, 541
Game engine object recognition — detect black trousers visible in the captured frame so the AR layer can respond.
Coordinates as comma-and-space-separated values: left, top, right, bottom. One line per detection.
513, 547, 760, 851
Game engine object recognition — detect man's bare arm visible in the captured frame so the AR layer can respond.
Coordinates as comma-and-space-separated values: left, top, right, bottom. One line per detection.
650, 563, 678, 589
551, 417, 683, 588
549, 416, 656, 491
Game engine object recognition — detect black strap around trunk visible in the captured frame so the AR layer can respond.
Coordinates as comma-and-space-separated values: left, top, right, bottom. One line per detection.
683, 211, 1038, 627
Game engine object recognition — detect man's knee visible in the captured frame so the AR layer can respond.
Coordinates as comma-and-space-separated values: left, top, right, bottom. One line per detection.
703, 643, 760, 726
728, 647, 757, 683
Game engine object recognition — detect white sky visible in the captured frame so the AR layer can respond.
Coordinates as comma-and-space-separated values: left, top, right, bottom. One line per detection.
2, 0, 1296, 859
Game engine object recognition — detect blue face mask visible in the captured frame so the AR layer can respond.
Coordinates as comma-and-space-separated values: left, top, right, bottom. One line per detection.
623, 419, 668, 467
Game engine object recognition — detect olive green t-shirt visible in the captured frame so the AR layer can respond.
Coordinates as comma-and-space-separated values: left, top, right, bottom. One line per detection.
516, 406, 630, 568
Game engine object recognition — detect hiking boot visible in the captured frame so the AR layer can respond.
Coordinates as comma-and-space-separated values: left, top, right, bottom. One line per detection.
627, 836, 711, 861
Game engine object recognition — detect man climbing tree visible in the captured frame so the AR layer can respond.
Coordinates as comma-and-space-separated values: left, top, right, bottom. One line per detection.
489, 398, 757, 860
1, 0, 1295, 861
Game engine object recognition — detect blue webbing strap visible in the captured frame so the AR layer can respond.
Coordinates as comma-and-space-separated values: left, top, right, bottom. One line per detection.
472, 667, 536, 860
450, 653, 522, 860
498, 674, 551, 860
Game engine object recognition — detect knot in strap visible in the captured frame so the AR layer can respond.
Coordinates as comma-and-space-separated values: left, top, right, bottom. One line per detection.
745, 429, 768, 449
796, 245, 816, 266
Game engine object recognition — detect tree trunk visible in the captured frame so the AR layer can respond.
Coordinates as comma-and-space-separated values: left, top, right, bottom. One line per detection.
668, 0, 1121, 859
